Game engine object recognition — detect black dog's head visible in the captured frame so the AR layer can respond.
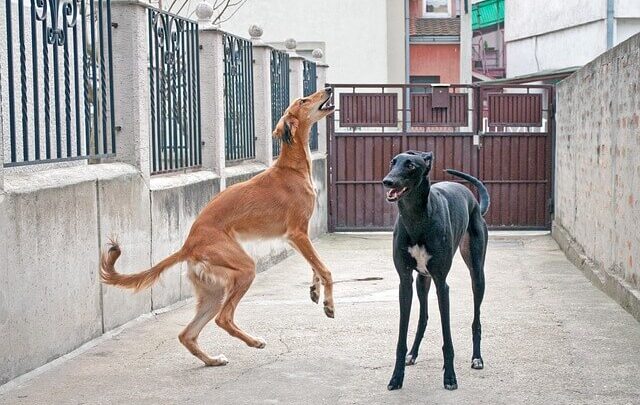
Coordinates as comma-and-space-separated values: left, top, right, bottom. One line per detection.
382, 151, 433, 202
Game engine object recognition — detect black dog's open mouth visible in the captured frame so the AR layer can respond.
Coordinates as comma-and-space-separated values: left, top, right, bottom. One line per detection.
386, 187, 408, 202
319, 96, 334, 111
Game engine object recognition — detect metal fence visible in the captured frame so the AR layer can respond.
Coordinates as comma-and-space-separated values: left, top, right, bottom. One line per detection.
1, 0, 116, 167
222, 32, 255, 162
303, 59, 318, 151
147, 7, 201, 174
270, 48, 289, 157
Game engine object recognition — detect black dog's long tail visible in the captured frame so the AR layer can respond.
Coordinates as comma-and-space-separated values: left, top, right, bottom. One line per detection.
444, 169, 490, 216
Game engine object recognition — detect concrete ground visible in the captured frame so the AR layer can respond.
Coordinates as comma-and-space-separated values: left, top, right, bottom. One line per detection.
1, 233, 639, 405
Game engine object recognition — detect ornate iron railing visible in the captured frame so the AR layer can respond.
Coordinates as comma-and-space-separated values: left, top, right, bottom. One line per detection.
270, 48, 289, 157
222, 32, 255, 162
303, 59, 318, 151
2, 0, 116, 167
147, 7, 201, 174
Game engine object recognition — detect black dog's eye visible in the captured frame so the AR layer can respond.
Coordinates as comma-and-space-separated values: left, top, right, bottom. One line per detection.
406, 163, 415, 170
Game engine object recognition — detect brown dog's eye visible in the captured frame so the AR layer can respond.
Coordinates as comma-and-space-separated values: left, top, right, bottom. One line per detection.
299, 99, 308, 104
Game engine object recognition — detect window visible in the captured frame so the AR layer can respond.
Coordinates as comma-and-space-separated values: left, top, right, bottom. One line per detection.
410, 76, 440, 93
423, 0, 450, 17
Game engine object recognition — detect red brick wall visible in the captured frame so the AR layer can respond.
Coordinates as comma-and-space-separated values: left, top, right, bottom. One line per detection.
410, 43, 460, 83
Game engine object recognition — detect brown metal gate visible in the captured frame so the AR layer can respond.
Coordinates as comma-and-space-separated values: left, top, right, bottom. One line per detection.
327, 83, 554, 231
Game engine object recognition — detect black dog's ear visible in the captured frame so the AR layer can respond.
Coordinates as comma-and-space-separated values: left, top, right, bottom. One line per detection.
420, 152, 433, 173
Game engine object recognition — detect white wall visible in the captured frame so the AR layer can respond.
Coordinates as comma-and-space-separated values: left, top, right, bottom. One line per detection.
191, 0, 398, 84
505, 0, 605, 42
506, 21, 606, 77
505, 0, 640, 77
616, 18, 640, 43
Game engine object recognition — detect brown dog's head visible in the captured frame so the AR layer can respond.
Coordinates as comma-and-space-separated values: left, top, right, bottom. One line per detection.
273, 87, 334, 145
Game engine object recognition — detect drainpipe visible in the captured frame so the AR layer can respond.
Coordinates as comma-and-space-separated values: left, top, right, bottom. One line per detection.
404, 0, 410, 84
606, 0, 614, 49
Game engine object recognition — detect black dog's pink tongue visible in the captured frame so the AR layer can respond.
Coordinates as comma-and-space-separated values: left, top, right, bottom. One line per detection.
387, 188, 398, 200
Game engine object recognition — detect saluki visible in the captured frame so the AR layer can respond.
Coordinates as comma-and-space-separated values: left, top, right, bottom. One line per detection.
101, 88, 335, 366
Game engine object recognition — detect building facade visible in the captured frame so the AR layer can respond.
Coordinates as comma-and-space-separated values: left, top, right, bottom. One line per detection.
505, 0, 640, 77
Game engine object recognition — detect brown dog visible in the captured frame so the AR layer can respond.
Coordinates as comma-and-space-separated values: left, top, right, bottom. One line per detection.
101, 88, 335, 366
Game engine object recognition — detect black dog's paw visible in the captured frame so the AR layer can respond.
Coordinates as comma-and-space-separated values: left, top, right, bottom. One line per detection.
405, 354, 417, 366
443, 374, 458, 390
471, 357, 484, 370
387, 374, 404, 391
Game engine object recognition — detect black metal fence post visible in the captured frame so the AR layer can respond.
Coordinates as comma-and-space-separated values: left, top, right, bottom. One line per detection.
270, 48, 289, 157
303, 59, 318, 151
146, 7, 201, 175
222, 32, 255, 162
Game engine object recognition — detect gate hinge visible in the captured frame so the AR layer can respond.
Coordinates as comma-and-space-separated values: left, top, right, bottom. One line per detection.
548, 197, 554, 215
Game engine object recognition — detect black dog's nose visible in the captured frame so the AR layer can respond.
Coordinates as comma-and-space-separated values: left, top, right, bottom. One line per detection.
382, 178, 394, 187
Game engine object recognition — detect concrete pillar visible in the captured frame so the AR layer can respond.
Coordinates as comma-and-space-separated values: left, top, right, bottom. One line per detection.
0, 63, 4, 191
285, 39, 304, 101
198, 28, 226, 184
249, 25, 273, 167
459, 0, 473, 84
110, 1, 151, 182
314, 49, 329, 156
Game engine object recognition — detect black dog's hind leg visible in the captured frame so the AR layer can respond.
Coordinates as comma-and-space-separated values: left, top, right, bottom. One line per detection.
387, 273, 413, 390
406, 274, 432, 365
435, 278, 458, 390
461, 214, 487, 370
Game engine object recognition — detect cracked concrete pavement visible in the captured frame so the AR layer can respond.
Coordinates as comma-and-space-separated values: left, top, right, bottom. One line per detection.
1, 233, 639, 404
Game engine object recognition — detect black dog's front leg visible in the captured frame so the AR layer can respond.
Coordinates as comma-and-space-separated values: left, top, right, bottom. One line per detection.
387, 273, 413, 390
406, 274, 431, 365
435, 279, 458, 390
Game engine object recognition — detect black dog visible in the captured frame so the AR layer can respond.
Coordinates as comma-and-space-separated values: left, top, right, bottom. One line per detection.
382, 151, 490, 391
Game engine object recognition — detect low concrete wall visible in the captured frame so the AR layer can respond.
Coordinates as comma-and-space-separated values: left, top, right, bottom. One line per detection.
553, 33, 640, 321
0, 155, 328, 385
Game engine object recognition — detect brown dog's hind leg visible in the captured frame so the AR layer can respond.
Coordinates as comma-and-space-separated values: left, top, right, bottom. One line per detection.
178, 267, 227, 366
288, 231, 335, 318
215, 266, 266, 348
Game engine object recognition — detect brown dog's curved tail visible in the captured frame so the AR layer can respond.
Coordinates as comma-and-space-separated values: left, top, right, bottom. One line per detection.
100, 239, 184, 292
444, 169, 491, 216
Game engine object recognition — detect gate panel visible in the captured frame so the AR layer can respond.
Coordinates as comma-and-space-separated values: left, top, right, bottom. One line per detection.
478, 85, 553, 229
327, 83, 553, 231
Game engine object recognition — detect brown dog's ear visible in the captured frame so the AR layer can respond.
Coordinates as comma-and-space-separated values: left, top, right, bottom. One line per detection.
273, 115, 298, 145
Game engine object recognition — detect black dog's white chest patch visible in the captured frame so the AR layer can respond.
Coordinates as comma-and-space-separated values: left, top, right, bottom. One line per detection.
408, 245, 431, 276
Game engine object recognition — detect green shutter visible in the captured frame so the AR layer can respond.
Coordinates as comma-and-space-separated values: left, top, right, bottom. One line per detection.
472, 0, 504, 30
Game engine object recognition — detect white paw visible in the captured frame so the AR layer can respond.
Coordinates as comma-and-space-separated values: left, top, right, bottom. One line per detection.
253, 337, 267, 349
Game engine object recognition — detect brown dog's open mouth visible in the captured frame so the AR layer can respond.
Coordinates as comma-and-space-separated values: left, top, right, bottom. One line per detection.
319, 97, 334, 111
386, 187, 408, 202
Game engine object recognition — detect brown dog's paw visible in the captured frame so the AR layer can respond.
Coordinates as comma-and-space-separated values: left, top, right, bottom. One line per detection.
310, 285, 320, 304
205, 354, 228, 366
323, 305, 335, 318
250, 337, 266, 349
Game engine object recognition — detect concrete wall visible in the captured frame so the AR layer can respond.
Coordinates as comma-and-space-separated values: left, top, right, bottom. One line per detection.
553, 32, 640, 321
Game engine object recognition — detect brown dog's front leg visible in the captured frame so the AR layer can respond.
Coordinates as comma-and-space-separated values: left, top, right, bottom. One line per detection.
288, 232, 335, 318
